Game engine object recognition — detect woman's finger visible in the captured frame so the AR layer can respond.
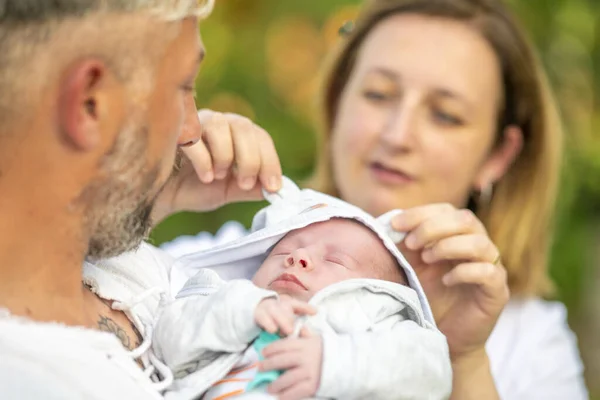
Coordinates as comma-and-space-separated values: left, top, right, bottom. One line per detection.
391, 203, 457, 232
442, 262, 509, 301
229, 114, 261, 190
421, 233, 499, 264
404, 209, 486, 250
255, 127, 282, 192
180, 139, 214, 183
198, 111, 234, 180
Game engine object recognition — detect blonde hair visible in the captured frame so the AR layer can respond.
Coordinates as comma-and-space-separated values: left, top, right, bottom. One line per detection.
0, 0, 214, 22
306, 0, 563, 297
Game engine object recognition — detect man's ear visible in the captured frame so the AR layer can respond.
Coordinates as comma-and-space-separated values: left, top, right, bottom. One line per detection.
58, 59, 110, 152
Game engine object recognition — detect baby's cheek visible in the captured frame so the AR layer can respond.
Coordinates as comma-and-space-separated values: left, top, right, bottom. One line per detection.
252, 265, 271, 289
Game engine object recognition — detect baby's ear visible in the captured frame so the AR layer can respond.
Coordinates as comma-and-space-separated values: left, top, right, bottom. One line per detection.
377, 210, 406, 243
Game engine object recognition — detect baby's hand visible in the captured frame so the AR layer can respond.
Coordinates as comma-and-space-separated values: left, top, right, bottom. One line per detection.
254, 295, 316, 336
260, 329, 323, 400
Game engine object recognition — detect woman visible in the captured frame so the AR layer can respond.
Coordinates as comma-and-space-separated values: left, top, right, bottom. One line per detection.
161, 0, 588, 398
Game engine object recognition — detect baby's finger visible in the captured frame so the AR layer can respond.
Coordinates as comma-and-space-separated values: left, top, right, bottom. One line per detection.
255, 128, 282, 193
198, 111, 234, 180
267, 369, 305, 395
255, 311, 278, 334
299, 327, 313, 338
404, 209, 486, 250
262, 338, 303, 357
260, 351, 299, 372
288, 299, 317, 316
270, 307, 295, 335
180, 139, 214, 183
277, 380, 315, 400
421, 233, 498, 265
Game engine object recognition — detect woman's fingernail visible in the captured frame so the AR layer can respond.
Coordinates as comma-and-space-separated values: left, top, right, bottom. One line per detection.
201, 171, 214, 183
240, 177, 255, 190
268, 176, 280, 191
404, 234, 415, 249
392, 215, 406, 230
442, 273, 452, 286
215, 169, 227, 180
422, 249, 432, 263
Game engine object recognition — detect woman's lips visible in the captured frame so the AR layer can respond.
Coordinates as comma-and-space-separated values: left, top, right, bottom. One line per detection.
369, 162, 415, 185
270, 273, 308, 291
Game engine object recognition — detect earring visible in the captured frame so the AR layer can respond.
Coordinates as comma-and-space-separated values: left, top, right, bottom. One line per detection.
338, 20, 355, 36
477, 183, 494, 208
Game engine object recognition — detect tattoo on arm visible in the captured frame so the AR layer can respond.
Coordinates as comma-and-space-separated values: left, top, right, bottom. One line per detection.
97, 315, 138, 350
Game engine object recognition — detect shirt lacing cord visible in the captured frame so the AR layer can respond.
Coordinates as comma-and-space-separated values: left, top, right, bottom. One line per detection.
110, 287, 174, 393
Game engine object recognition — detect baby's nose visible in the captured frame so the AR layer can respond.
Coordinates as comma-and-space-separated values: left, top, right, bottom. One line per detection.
286, 249, 313, 270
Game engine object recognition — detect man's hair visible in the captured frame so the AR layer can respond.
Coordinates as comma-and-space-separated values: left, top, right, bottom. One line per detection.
0, 0, 214, 128
0, 0, 214, 23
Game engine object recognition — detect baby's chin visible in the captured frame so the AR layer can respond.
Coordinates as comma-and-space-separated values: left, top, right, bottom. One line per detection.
272, 287, 313, 302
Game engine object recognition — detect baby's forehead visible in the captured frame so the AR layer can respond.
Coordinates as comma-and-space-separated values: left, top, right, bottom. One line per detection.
285, 218, 373, 240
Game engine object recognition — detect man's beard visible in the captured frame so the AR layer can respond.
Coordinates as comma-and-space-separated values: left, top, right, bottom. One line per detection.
80, 119, 166, 261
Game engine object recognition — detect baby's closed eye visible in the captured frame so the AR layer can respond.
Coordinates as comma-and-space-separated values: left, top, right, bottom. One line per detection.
324, 256, 345, 266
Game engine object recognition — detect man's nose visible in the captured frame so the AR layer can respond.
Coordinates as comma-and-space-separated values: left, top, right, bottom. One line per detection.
177, 93, 202, 147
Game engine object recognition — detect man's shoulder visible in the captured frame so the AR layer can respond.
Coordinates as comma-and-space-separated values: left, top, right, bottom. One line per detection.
0, 315, 159, 399
85, 242, 174, 293
83, 242, 176, 325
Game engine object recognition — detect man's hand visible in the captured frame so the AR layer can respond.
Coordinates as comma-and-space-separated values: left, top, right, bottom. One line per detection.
154, 109, 283, 222
254, 295, 316, 336
260, 330, 323, 400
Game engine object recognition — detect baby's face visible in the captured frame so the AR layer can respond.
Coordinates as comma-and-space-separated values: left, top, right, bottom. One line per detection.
252, 219, 403, 302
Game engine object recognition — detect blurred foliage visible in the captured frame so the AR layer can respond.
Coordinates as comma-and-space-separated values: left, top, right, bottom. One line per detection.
151, 1, 600, 395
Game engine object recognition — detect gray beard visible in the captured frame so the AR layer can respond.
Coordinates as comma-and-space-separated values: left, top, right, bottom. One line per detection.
79, 119, 164, 261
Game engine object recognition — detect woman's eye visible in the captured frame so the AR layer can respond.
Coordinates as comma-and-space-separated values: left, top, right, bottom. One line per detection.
432, 109, 463, 126
362, 90, 393, 103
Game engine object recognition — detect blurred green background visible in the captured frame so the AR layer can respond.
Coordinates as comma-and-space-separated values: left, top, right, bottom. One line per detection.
151, 1, 600, 397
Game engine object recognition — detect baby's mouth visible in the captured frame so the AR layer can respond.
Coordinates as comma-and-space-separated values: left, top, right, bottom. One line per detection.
270, 273, 308, 290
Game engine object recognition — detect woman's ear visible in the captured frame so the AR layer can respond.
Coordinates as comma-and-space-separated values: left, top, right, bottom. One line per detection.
473, 125, 523, 190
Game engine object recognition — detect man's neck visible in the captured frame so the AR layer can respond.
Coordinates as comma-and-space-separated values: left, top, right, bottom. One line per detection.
0, 197, 91, 327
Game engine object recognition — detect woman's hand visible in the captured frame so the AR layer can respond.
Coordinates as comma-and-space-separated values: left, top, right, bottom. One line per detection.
392, 203, 510, 360
154, 109, 283, 222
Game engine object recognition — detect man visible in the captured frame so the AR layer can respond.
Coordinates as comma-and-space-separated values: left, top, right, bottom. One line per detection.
0, 0, 282, 398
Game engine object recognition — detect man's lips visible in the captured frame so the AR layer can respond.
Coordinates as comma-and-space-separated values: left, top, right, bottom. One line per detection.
270, 273, 308, 290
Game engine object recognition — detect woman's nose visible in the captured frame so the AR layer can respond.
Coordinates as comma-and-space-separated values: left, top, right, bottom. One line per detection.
379, 96, 419, 150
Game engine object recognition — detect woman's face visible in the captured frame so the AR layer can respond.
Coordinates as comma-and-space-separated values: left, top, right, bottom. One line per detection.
331, 13, 520, 216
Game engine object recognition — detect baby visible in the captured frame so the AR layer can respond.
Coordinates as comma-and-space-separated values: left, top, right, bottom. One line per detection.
154, 178, 452, 400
